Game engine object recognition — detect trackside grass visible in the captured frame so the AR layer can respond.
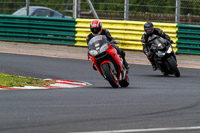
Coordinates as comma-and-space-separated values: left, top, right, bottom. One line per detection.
0, 73, 55, 87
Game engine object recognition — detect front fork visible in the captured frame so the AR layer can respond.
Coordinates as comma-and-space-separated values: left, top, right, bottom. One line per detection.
106, 46, 126, 80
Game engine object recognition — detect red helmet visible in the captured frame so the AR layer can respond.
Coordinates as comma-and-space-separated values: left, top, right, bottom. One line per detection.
90, 20, 102, 35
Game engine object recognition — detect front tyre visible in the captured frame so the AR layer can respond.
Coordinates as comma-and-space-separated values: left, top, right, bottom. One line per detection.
101, 63, 119, 88
167, 56, 181, 77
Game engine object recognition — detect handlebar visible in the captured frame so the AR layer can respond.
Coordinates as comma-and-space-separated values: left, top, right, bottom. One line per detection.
111, 40, 120, 44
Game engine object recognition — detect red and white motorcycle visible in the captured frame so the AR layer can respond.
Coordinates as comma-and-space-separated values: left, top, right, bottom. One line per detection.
88, 35, 129, 88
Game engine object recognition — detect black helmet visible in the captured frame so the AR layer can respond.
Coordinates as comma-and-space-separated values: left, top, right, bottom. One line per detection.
90, 20, 102, 35
144, 22, 154, 35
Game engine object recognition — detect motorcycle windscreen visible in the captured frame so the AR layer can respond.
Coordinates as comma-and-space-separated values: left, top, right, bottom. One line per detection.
88, 35, 109, 50
152, 38, 166, 50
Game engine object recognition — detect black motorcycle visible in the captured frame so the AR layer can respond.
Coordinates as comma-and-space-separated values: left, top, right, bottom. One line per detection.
149, 36, 180, 77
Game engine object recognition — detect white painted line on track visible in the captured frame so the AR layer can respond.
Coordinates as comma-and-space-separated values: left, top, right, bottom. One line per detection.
72, 126, 200, 133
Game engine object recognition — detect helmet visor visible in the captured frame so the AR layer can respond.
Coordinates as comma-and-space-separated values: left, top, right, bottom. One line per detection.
91, 27, 100, 34
145, 28, 153, 34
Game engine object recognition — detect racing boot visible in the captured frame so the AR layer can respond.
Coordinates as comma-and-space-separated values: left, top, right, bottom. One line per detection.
123, 59, 130, 70
151, 62, 157, 71
119, 50, 129, 70
148, 56, 157, 71
122, 57, 130, 74
114, 46, 130, 72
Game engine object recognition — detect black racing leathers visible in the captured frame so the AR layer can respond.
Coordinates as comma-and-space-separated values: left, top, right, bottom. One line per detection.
87, 29, 129, 69
141, 28, 171, 55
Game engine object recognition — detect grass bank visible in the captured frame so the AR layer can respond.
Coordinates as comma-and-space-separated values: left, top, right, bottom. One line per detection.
0, 73, 55, 87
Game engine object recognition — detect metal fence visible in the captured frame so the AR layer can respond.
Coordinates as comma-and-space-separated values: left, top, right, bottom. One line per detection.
0, 0, 200, 25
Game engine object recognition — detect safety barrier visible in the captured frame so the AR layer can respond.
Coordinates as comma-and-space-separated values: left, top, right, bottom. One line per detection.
75, 19, 178, 52
0, 15, 76, 45
177, 24, 200, 55
0, 16, 181, 53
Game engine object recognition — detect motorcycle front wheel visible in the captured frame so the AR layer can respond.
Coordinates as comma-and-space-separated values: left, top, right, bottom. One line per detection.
167, 56, 181, 77
101, 63, 119, 88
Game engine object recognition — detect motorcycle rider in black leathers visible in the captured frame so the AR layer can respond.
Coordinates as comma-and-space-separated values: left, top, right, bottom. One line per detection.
141, 22, 174, 71
87, 20, 129, 70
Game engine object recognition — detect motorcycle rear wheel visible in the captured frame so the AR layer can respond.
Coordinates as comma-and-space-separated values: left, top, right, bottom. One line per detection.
102, 63, 119, 88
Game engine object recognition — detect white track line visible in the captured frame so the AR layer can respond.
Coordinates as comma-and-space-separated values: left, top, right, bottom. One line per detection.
72, 126, 200, 133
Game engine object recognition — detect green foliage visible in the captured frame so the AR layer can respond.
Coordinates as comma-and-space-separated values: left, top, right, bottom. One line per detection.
0, 0, 26, 14
0, 0, 199, 16
80, 0, 176, 14
0, 0, 72, 15
128, 0, 176, 14
181, 0, 200, 15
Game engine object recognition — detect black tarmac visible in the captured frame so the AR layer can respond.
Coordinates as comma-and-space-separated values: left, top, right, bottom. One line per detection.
0, 53, 199, 133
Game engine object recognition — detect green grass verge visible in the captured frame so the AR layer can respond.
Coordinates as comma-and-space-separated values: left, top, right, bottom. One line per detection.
0, 73, 56, 87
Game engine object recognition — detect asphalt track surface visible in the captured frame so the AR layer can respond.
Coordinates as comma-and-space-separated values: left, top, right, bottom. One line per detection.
0, 53, 200, 133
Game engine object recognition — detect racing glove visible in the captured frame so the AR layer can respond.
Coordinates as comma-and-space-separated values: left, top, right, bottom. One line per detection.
111, 40, 120, 44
